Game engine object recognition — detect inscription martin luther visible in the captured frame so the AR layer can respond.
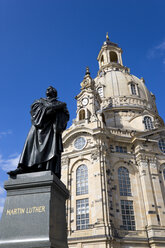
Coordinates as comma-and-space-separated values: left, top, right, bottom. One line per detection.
6, 206, 46, 216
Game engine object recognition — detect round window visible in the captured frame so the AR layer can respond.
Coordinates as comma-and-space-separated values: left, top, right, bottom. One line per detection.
74, 137, 86, 150
158, 139, 165, 153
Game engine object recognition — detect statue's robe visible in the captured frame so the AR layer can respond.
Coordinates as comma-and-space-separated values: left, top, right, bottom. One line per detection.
18, 97, 69, 174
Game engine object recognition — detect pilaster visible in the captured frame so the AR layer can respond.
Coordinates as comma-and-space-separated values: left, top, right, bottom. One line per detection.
148, 159, 165, 225
136, 154, 159, 226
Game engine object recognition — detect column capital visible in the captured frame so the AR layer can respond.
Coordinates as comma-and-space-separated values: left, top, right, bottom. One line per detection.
136, 153, 157, 165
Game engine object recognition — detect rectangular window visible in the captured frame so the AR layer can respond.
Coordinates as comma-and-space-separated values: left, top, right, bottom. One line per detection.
116, 146, 127, 153
121, 200, 135, 231
131, 84, 136, 95
76, 198, 89, 230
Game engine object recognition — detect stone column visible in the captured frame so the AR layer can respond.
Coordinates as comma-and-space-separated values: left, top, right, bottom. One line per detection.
0, 171, 69, 248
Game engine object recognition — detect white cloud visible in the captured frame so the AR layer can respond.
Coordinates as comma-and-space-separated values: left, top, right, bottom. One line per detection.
0, 154, 20, 172
0, 189, 5, 217
0, 153, 20, 218
0, 130, 12, 139
156, 41, 165, 51
0, 186, 5, 195
148, 39, 165, 64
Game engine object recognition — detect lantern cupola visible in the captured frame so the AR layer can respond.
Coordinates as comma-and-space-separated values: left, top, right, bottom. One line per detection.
97, 33, 123, 69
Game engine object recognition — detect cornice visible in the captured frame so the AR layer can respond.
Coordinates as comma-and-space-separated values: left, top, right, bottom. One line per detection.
134, 127, 165, 139
62, 126, 105, 143
97, 63, 128, 76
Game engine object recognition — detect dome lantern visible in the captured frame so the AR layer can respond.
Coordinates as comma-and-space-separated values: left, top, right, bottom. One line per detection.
97, 33, 123, 69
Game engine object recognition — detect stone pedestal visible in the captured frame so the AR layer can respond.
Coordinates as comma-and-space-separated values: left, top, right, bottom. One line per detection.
0, 171, 69, 248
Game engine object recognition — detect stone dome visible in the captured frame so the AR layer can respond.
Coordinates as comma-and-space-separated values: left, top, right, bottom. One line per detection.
94, 68, 157, 113
93, 36, 163, 130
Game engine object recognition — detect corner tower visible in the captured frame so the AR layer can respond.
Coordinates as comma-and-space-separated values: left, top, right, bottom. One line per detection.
61, 35, 165, 248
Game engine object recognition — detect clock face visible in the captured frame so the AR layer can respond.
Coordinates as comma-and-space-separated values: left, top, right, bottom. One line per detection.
82, 97, 88, 106
74, 137, 86, 150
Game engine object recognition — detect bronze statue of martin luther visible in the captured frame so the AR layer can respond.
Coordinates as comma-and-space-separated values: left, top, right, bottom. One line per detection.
8, 86, 69, 179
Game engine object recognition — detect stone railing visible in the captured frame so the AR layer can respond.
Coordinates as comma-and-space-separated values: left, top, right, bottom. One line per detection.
102, 96, 153, 111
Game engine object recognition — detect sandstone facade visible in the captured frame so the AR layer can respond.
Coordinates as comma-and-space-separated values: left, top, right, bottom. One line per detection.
61, 35, 165, 248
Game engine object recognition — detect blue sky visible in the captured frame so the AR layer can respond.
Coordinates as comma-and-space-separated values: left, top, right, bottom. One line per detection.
0, 0, 165, 216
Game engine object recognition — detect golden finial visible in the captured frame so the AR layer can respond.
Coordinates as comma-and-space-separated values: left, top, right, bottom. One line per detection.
85, 66, 90, 76
106, 32, 109, 40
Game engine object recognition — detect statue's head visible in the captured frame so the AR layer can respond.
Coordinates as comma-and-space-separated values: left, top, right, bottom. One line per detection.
46, 86, 57, 98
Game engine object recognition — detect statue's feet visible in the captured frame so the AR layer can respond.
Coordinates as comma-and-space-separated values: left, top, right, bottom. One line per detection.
7, 168, 24, 177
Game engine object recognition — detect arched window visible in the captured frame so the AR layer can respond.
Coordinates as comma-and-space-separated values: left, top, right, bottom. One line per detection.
101, 55, 104, 66
76, 164, 88, 195
110, 51, 118, 63
163, 168, 165, 180
159, 139, 165, 153
102, 113, 106, 124
118, 167, 132, 196
130, 83, 137, 95
79, 109, 85, 121
143, 116, 153, 130
97, 87, 104, 98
